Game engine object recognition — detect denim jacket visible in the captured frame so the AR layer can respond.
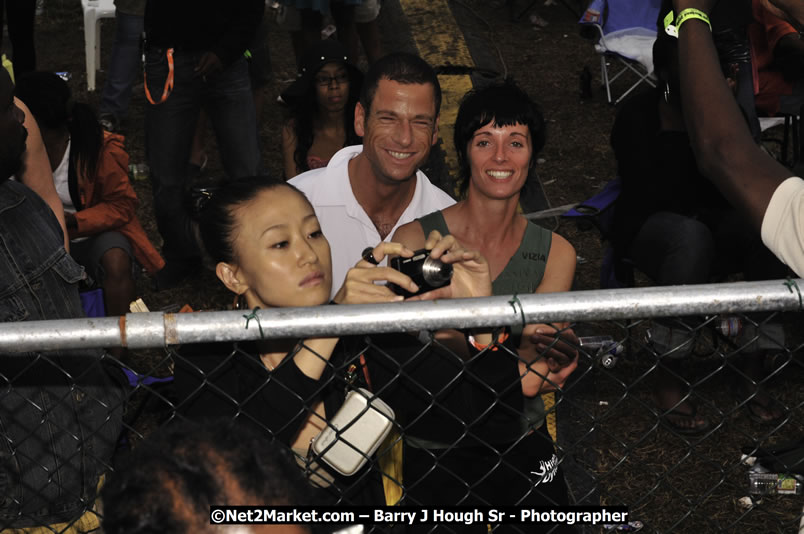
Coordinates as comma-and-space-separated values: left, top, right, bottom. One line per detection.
0, 180, 125, 528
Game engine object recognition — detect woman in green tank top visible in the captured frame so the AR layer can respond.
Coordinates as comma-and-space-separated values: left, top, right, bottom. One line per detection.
394, 81, 579, 397
392, 82, 579, 524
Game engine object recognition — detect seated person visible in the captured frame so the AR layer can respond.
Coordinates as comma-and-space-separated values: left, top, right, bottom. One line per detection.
178, 176, 493, 506
0, 67, 125, 532
761, 0, 804, 28
610, 8, 789, 433
748, 0, 804, 117
392, 81, 578, 529
101, 419, 313, 534
14, 72, 164, 318
281, 40, 362, 179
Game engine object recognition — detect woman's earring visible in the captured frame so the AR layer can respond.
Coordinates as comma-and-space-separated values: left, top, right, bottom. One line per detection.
663, 82, 671, 104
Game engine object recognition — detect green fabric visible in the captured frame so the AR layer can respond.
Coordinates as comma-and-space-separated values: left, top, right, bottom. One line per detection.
416, 210, 552, 295
416, 210, 554, 430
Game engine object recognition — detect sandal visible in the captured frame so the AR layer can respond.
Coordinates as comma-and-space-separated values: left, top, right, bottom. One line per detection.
743, 395, 786, 425
658, 403, 711, 436
734, 379, 787, 425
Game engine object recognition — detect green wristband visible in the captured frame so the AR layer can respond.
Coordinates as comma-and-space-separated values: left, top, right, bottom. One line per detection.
676, 8, 712, 33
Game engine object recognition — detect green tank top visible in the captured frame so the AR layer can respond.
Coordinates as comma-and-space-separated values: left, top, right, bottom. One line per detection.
416, 210, 552, 294
415, 210, 554, 431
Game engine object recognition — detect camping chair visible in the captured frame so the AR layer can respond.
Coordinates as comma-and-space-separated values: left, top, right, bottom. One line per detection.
561, 178, 635, 288
579, 0, 661, 105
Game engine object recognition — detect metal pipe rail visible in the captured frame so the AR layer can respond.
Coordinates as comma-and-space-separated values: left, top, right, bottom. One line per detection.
0, 279, 801, 352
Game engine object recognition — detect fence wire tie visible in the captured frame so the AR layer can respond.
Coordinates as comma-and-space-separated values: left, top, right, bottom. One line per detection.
783, 278, 803, 310
508, 294, 526, 328
242, 307, 265, 339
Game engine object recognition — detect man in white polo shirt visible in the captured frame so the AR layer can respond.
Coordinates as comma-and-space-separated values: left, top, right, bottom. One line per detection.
290, 52, 455, 293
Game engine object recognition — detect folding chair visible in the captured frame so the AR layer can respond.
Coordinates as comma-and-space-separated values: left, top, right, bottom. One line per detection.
579, 0, 661, 105
81, 0, 117, 91
561, 178, 635, 288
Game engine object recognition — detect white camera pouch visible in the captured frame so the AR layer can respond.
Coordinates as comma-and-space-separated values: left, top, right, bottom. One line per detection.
311, 387, 395, 476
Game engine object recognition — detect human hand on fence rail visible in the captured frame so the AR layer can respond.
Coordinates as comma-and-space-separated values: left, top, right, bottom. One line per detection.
406, 230, 493, 301
516, 324, 579, 395
332, 242, 418, 304
520, 324, 580, 372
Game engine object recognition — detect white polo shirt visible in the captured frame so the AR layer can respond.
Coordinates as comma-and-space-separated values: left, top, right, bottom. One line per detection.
761, 176, 804, 277
290, 145, 456, 296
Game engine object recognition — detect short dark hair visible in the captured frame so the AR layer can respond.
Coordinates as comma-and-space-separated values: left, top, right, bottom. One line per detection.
359, 52, 441, 116
453, 80, 546, 194
101, 419, 314, 534
198, 176, 311, 264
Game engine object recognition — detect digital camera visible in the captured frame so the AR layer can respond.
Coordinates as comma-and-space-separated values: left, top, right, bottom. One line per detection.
389, 249, 453, 297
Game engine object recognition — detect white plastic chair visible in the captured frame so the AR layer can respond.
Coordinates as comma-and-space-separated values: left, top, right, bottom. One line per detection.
579, 0, 661, 105
81, 0, 116, 91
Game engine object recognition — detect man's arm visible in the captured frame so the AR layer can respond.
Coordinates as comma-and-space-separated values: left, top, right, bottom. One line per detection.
675, 0, 804, 274
15, 98, 69, 251
676, 1, 790, 228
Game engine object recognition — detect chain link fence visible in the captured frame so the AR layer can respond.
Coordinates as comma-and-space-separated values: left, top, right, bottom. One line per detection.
0, 280, 802, 533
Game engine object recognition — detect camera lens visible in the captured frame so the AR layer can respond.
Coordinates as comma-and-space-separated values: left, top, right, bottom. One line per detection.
421, 257, 453, 286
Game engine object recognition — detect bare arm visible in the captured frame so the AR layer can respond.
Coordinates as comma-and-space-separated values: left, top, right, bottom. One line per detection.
519, 233, 579, 396
15, 98, 69, 250
674, 0, 791, 231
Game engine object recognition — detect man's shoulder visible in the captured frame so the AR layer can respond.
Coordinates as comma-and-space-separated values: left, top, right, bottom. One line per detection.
415, 171, 456, 209
289, 145, 362, 203
289, 167, 329, 194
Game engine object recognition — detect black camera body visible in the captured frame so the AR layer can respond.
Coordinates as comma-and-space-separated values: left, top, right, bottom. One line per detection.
388, 249, 453, 298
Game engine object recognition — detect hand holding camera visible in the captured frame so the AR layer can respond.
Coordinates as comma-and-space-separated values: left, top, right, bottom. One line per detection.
394, 231, 492, 301
333, 242, 418, 304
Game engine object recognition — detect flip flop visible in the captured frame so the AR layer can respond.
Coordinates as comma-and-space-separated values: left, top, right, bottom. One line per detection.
658, 403, 711, 436
744, 395, 787, 425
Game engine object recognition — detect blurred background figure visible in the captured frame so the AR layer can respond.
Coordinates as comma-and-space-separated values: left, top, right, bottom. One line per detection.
97, 0, 146, 134
281, 39, 363, 179
0, 0, 36, 78
278, 0, 383, 68
15, 71, 164, 322
143, 0, 264, 290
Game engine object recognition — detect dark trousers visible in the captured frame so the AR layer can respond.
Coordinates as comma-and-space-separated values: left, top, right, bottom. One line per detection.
0, 0, 36, 77
145, 50, 261, 262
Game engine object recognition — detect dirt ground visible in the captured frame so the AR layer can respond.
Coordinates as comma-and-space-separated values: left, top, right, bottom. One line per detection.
21, 1, 804, 532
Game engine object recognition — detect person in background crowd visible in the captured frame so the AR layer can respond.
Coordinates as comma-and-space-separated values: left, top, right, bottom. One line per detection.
15, 71, 164, 320
278, 0, 361, 67
281, 39, 363, 179
97, 0, 145, 133
14, 95, 69, 249
143, 0, 265, 290
278, 0, 384, 67
611, 13, 789, 431
0, 0, 36, 78
290, 52, 455, 294
761, 0, 804, 29
749, 0, 804, 118
0, 66, 126, 534
671, 0, 804, 276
